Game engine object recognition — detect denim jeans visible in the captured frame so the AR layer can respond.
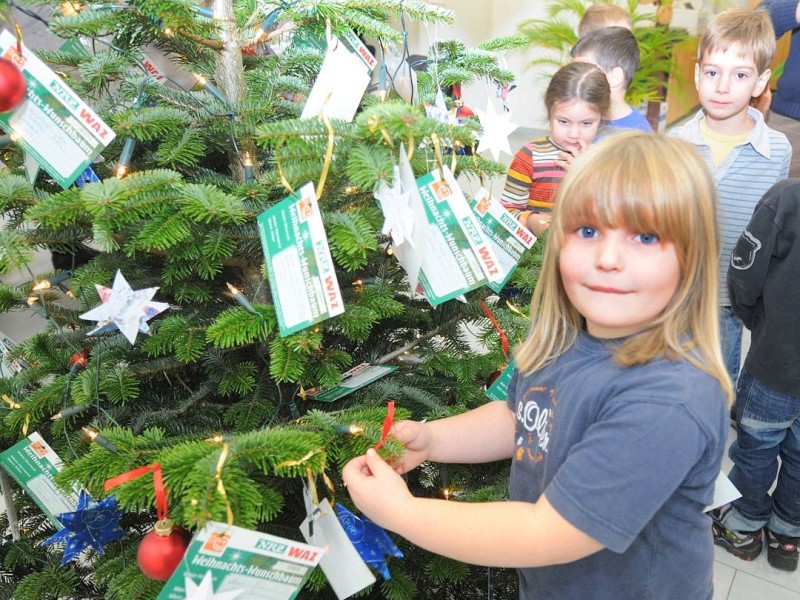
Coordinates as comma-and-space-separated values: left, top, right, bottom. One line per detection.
725, 369, 800, 537
720, 306, 743, 387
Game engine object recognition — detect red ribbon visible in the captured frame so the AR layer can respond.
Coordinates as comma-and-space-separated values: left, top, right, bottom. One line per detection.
105, 463, 168, 521
479, 301, 509, 358
374, 401, 395, 450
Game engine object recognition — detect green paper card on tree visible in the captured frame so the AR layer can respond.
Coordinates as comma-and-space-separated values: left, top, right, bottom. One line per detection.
486, 361, 515, 402
0, 29, 116, 188
0, 432, 81, 528
415, 166, 502, 305
470, 188, 536, 293
306, 363, 398, 402
257, 182, 344, 336
157, 521, 324, 599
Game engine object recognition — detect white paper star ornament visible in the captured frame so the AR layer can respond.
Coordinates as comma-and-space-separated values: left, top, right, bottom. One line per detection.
374, 168, 415, 246
79, 270, 169, 344
183, 571, 243, 600
475, 100, 518, 161
424, 88, 454, 125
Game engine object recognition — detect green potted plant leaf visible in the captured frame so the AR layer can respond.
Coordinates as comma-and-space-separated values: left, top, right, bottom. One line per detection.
517, 0, 692, 119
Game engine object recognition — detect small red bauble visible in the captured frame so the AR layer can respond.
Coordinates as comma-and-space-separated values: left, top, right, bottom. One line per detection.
137, 519, 191, 581
0, 58, 26, 113
455, 104, 474, 120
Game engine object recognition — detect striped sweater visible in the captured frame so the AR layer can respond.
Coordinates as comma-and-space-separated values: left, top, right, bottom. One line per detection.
670, 108, 792, 306
500, 137, 567, 226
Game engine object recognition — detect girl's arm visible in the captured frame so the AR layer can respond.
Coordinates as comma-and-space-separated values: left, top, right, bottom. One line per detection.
343, 448, 604, 567
388, 401, 517, 474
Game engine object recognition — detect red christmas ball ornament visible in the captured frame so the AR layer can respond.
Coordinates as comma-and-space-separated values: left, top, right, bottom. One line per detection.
137, 519, 191, 581
455, 101, 474, 120
0, 58, 26, 113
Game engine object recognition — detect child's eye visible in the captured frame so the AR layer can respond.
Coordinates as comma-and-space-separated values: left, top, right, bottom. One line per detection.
635, 232, 660, 244
576, 226, 598, 238
736, 72, 748, 79
705, 69, 718, 77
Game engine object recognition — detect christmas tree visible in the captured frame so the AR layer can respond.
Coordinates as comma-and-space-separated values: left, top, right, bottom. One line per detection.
0, 0, 540, 598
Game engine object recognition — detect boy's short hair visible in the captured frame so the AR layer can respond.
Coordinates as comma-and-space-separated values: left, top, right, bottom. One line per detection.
571, 26, 640, 89
698, 7, 776, 73
578, 3, 632, 37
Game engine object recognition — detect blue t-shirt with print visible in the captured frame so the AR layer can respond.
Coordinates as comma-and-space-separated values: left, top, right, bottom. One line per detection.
506, 332, 727, 600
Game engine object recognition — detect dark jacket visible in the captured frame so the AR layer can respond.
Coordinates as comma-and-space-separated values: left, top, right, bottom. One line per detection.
729, 178, 800, 397
763, 0, 800, 120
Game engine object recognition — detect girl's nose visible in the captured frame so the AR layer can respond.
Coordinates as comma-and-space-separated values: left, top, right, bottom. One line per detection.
595, 238, 623, 270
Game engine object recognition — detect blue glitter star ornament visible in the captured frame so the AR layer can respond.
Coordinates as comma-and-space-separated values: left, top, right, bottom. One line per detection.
45, 491, 126, 565
334, 503, 404, 580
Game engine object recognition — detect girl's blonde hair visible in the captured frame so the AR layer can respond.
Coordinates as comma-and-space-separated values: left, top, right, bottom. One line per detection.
514, 131, 733, 404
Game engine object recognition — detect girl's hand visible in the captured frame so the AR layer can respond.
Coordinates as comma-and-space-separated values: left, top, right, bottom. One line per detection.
389, 420, 431, 474
526, 213, 552, 236
556, 138, 589, 170
342, 448, 414, 530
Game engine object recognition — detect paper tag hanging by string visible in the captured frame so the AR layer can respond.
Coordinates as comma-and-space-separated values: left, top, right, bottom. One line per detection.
155, 521, 324, 600
470, 188, 536, 293
257, 182, 344, 336
301, 30, 375, 122
0, 29, 116, 189
299, 492, 376, 599
0, 432, 81, 527
414, 166, 503, 305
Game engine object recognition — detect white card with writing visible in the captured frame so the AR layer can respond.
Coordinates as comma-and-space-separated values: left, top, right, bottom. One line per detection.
300, 497, 376, 598
301, 30, 376, 122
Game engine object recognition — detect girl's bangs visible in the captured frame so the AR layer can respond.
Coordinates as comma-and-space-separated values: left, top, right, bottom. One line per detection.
559, 174, 672, 238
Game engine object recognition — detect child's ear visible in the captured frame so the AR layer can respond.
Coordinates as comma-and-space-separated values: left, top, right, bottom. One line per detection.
608, 66, 626, 90
752, 69, 772, 98
694, 63, 700, 90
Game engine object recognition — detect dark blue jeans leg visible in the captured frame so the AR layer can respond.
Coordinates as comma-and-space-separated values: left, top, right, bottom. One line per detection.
726, 370, 800, 537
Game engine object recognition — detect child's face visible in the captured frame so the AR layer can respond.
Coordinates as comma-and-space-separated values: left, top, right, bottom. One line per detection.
548, 99, 602, 152
558, 223, 680, 339
695, 47, 770, 126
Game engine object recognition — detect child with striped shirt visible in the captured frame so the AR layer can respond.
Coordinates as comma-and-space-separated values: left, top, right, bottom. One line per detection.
500, 62, 609, 235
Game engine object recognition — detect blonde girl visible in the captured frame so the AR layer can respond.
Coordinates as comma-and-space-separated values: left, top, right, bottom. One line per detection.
343, 132, 732, 600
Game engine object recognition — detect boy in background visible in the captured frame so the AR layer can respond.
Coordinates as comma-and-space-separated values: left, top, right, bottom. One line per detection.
571, 26, 653, 132
578, 2, 632, 36
715, 178, 800, 572
670, 7, 791, 387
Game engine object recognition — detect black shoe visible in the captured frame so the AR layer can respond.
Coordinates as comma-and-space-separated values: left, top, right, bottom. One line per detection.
766, 529, 799, 572
711, 508, 763, 560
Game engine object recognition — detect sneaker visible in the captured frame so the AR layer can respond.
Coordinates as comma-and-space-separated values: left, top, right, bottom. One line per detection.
766, 529, 799, 572
711, 508, 763, 560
